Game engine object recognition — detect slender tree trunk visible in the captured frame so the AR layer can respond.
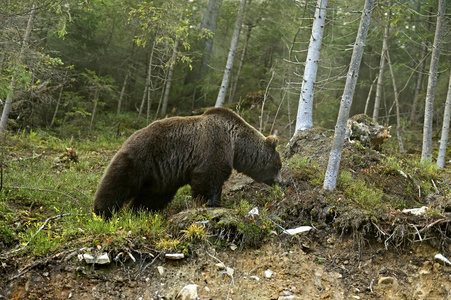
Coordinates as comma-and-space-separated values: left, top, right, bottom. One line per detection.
295, 0, 329, 132
229, 24, 253, 104
138, 41, 155, 121
372, 10, 390, 122
421, 0, 445, 162
437, 74, 451, 169
50, 85, 64, 128
386, 50, 404, 153
90, 89, 100, 131
364, 76, 377, 115
215, 0, 246, 108
323, 0, 374, 191
259, 69, 275, 132
0, 4, 36, 134
117, 70, 129, 116
409, 41, 428, 126
199, 0, 223, 80
161, 37, 179, 116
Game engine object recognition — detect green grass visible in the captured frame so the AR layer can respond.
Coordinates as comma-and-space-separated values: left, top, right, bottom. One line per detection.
0, 117, 170, 258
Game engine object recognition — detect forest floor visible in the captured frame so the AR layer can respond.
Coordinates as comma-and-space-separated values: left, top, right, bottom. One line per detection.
1, 126, 451, 300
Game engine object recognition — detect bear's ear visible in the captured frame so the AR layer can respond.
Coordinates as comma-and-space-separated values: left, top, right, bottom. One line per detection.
266, 135, 278, 148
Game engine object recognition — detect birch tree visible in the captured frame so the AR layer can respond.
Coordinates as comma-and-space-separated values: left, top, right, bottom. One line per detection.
323, 0, 374, 191
372, 9, 390, 122
294, 0, 328, 132
215, 0, 246, 107
199, 0, 223, 80
161, 37, 180, 116
421, 0, 445, 162
386, 49, 404, 153
437, 74, 451, 169
0, 4, 35, 135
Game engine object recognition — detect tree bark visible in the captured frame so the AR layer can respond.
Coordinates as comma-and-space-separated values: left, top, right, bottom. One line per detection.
199, 0, 223, 80
323, 0, 374, 191
409, 41, 428, 126
437, 74, 451, 169
229, 24, 253, 104
295, 0, 329, 132
117, 70, 129, 116
0, 4, 36, 134
50, 85, 64, 128
138, 41, 155, 122
364, 76, 377, 115
215, 0, 246, 108
421, 0, 445, 162
386, 49, 404, 153
161, 37, 179, 116
90, 89, 100, 131
372, 9, 390, 122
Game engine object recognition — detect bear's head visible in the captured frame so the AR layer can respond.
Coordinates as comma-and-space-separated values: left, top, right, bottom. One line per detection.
244, 135, 282, 186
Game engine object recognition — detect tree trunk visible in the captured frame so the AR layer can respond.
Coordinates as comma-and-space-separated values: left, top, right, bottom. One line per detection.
421, 0, 445, 162
199, 0, 223, 80
386, 49, 404, 153
0, 4, 36, 134
215, 0, 246, 108
229, 24, 253, 104
161, 37, 180, 116
138, 41, 155, 122
409, 41, 428, 126
117, 70, 129, 116
364, 76, 377, 115
294, 0, 329, 132
90, 88, 100, 131
372, 10, 390, 122
437, 74, 451, 169
50, 85, 64, 128
323, 0, 374, 191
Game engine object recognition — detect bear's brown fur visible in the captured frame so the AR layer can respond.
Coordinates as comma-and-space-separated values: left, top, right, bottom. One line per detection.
93, 107, 282, 219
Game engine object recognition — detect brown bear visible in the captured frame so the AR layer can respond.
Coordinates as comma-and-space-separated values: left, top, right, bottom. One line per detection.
93, 107, 282, 219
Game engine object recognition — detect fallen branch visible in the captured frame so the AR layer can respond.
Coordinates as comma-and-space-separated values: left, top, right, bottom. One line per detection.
8, 247, 91, 282
5, 186, 79, 202
206, 250, 235, 300
2, 213, 70, 257
11, 153, 43, 162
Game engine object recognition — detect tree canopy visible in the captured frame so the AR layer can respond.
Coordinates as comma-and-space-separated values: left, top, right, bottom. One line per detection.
0, 0, 450, 140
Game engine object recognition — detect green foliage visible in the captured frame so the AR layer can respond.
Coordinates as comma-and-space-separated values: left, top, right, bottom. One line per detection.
344, 179, 385, 210
181, 223, 207, 242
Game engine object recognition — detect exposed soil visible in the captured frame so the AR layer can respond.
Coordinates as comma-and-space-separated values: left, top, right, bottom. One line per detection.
2, 128, 451, 300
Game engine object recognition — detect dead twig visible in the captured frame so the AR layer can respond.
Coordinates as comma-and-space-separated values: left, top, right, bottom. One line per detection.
2, 213, 70, 257
11, 153, 43, 162
4, 185, 79, 202
206, 250, 235, 300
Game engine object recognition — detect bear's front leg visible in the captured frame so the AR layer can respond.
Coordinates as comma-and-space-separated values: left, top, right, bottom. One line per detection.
190, 171, 228, 207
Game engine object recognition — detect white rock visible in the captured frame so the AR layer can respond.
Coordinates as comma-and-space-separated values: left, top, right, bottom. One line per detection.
176, 284, 198, 300
81, 253, 110, 264
265, 269, 274, 278
165, 253, 185, 260
250, 276, 260, 281
215, 262, 226, 270
402, 206, 428, 216
226, 267, 234, 278
247, 207, 259, 216
434, 253, 451, 266
284, 226, 312, 235
157, 266, 165, 276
